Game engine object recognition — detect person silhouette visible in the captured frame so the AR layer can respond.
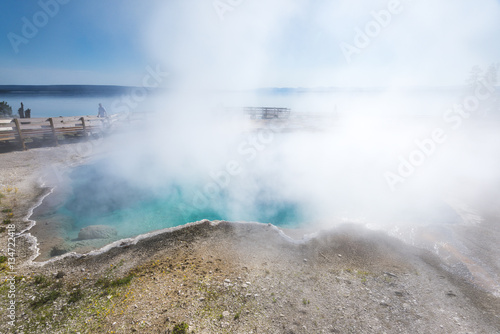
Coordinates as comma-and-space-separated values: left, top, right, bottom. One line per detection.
18, 102, 25, 118
97, 103, 108, 118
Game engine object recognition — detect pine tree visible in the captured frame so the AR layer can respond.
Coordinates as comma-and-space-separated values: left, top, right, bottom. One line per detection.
466, 64, 499, 118
466, 65, 483, 89
485, 63, 499, 86
0, 101, 13, 117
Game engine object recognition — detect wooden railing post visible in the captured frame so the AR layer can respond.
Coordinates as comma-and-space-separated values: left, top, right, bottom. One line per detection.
80, 117, 89, 140
13, 118, 26, 151
48, 118, 59, 146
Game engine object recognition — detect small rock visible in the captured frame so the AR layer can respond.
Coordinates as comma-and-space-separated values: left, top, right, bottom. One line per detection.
242, 284, 248, 288
224, 279, 231, 283
55, 271, 65, 279
222, 311, 230, 318
394, 291, 404, 297
246, 282, 251, 285
337, 254, 342, 258
303, 259, 308, 262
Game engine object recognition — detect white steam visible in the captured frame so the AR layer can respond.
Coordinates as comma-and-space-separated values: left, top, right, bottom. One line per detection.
89, 1, 500, 232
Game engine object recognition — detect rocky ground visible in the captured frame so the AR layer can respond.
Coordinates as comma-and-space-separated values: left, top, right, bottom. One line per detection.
1, 220, 500, 333
0, 142, 499, 333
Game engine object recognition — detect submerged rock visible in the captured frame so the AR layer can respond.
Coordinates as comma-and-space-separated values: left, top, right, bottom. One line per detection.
50, 243, 72, 257
78, 225, 118, 240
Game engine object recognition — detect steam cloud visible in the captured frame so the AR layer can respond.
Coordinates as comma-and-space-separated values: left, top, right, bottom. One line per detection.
78, 1, 500, 234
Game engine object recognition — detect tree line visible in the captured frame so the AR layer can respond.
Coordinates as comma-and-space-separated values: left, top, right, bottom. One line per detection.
0, 101, 31, 118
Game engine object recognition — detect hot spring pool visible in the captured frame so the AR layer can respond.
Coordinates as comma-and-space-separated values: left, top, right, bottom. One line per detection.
40, 160, 308, 245
31, 149, 465, 260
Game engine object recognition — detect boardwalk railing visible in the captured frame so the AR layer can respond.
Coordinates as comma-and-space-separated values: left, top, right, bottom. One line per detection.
244, 107, 291, 119
0, 115, 108, 150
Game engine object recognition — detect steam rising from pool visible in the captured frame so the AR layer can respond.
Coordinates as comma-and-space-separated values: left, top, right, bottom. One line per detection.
43, 0, 499, 247
40, 91, 500, 249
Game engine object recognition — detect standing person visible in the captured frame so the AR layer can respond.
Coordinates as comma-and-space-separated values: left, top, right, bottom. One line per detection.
18, 102, 25, 118
25, 108, 31, 118
97, 103, 108, 118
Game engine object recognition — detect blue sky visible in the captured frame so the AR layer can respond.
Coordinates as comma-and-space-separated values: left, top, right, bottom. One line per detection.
0, 0, 157, 85
0, 0, 499, 88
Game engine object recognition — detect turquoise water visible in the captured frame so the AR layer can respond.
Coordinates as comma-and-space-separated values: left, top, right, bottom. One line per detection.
57, 161, 306, 240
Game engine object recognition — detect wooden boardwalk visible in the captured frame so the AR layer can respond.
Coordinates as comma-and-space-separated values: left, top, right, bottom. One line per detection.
244, 107, 291, 119
0, 113, 147, 151
0, 108, 338, 151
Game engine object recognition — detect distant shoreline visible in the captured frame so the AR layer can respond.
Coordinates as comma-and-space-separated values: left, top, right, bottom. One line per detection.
0, 85, 140, 97
0, 84, 474, 97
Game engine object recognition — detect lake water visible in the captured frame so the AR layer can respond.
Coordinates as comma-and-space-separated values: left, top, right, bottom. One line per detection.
0, 94, 147, 118
0, 88, 461, 119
